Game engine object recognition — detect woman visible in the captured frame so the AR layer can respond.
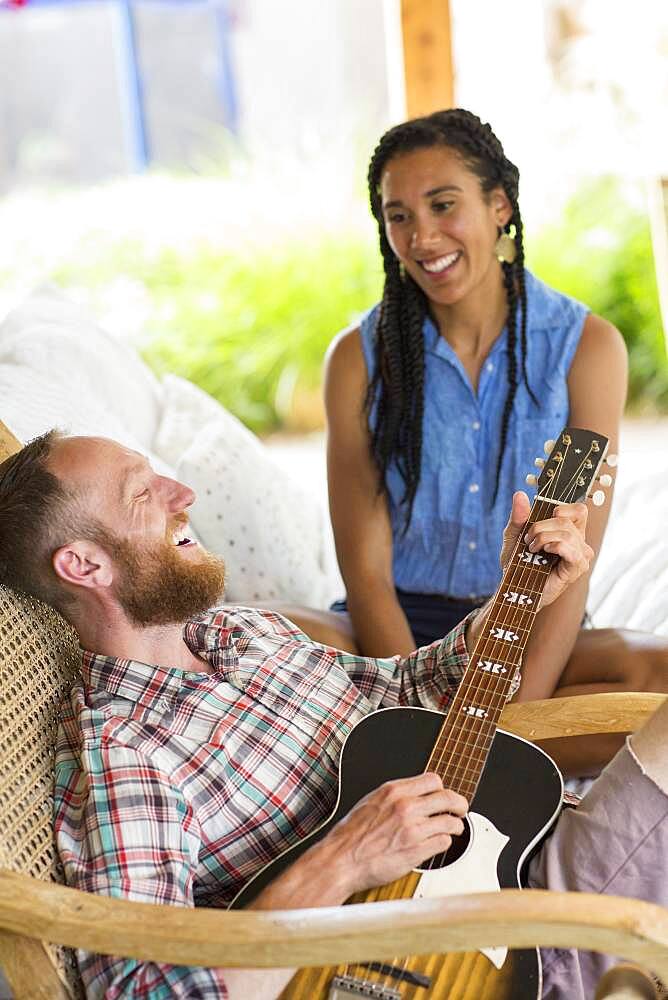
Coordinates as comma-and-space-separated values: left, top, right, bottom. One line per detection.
280, 109, 668, 773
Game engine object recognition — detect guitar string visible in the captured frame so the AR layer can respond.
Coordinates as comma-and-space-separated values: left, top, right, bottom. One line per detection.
428, 440, 600, 808
404, 450, 595, 988
430, 520, 544, 800
362, 437, 601, 993
427, 440, 588, 805
379, 521, 546, 991
386, 490, 578, 990
428, 493, 551, 798
371, 527, 540, 992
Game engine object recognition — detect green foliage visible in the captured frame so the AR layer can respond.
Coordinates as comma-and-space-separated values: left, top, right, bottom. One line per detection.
56, 234, 383, 432
526, 176, 668, 411
51, 175, 668, 432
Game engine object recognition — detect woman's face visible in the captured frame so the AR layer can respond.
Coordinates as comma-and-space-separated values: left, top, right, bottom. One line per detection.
379, 144, 512, 307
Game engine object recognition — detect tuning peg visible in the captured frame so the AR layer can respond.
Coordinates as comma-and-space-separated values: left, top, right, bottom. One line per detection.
534, 458, 545, 468
591, 490, 606, 507
543, 439, 556, 455
598, 474, 613, 487
605, 453, 618, 467
525, 473, 537, 486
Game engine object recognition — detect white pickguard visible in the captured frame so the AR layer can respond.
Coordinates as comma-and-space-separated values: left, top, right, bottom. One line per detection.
413, 810, 509, 969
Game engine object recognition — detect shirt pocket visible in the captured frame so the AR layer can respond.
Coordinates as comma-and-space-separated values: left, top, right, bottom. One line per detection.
239, 648, 358, 765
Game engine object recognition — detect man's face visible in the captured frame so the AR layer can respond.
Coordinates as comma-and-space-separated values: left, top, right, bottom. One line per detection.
48, 436, 226, 625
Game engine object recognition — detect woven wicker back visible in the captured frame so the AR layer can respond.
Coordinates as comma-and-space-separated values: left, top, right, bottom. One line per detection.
0, 586, 85, 996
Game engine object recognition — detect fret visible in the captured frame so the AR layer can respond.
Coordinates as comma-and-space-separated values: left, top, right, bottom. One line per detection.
511, 547, 555, 572
447, 686, 514, 723
498, 586, 543, 609
471, 648, 522, 670
431, 738, 494, 763
432, 727, 498, 754
484, 622, 531, 646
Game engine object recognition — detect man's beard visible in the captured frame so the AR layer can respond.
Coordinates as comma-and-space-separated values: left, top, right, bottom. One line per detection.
103, 531, 227, 627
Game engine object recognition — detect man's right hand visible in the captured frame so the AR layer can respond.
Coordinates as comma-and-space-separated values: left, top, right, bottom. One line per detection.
324, 772, 469, 895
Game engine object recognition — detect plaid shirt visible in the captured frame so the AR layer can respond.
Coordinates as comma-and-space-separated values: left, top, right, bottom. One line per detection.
54, 605, 469, 999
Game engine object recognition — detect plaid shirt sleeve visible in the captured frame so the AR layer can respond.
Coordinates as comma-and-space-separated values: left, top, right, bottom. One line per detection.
55, 741, 230, 999
331, 613, 473, 711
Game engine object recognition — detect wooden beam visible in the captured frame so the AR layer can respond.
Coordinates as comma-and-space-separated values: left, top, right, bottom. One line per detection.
500, 692, 667, 742
400, 0, 454, 119
2, 870, 668, 985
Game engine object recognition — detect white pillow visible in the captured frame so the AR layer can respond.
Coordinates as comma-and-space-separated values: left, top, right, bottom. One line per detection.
589, 453, 668, 635
155, 374, 336, 607
0, 285, 162, 449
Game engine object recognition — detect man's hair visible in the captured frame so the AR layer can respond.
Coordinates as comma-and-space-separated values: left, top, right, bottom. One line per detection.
0, 430, 80, 612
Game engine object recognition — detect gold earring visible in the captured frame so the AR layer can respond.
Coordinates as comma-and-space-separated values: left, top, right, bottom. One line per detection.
495, 229, 517, 265
399, 262, 406, 280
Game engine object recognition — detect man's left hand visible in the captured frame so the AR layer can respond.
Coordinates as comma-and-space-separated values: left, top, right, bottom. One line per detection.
500, 491, 593, 609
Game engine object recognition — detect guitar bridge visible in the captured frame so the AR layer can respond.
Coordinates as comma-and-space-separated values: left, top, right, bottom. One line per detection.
328, 974, 402, 999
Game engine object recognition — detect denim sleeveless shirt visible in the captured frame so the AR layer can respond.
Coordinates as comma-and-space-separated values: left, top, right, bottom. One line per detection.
360, 270, 588, 599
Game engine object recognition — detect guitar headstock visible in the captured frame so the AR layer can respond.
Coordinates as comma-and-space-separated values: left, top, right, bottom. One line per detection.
525, 427, 612, 505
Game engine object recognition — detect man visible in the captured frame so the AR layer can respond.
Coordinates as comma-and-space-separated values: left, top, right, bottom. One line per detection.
0, 429, 667, 1000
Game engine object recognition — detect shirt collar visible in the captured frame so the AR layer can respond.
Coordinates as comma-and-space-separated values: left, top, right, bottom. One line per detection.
81, 607, 239, 709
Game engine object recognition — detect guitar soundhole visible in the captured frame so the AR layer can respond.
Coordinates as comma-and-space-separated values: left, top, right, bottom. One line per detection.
415, 814, 472, 871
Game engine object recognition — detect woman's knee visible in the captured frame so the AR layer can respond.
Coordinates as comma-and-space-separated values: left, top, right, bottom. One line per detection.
564, 628, 668, 691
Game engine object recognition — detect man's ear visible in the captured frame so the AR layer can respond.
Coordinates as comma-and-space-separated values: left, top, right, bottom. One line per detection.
52, 541, 114, 591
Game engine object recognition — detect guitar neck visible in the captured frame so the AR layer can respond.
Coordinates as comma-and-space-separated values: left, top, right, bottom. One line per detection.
427, 498, 559, 801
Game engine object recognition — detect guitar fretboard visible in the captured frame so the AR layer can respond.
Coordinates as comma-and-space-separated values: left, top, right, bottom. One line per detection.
426, 498, 559, 802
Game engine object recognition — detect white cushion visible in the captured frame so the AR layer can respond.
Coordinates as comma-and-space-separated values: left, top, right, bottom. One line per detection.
0, 285, 162, 449
155, 374, 338, 607
589, 453, 668, 635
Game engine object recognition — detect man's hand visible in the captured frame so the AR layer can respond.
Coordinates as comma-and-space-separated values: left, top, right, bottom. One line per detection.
321, 773, 468, 896
466, 492, 593, 651
500, 491, 594, 610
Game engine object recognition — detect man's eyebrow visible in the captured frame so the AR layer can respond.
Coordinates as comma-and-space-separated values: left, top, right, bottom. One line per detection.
382, 184, 463, 209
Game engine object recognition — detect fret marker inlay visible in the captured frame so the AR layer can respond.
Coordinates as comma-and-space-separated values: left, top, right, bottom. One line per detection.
490, 627, 519, 642
503, 591, 533, 605
479, 659, 507, 674
519, 551, 548, 566
463, 706, 488, 719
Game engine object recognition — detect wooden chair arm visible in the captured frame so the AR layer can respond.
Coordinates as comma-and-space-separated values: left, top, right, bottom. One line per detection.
2, 870, 668, 984
500, 692, 667, 741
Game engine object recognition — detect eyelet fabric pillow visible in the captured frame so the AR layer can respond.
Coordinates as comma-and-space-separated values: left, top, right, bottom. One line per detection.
154, 374, 339, 608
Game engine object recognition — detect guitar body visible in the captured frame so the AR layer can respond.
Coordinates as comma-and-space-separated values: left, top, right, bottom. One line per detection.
232, 706, 564, 1000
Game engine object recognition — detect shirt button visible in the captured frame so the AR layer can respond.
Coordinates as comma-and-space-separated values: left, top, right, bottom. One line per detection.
469, 592, 477, 600
469, 483, 479, 493
472, 421, 480, 430
486, 362, 494, 372
468, 541, 477, 551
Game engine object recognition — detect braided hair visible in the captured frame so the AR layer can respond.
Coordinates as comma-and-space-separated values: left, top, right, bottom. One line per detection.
366, 108, 535, 529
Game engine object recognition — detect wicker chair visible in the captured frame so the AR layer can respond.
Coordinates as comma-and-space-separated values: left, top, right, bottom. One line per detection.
1, 420, 668, 1000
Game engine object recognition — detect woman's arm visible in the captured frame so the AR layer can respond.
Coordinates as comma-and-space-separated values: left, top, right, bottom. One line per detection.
514, 313, 628, 701
325, 327, 416, 656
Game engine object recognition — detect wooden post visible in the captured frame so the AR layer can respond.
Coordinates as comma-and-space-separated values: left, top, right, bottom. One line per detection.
648, 177, 668, 353
400, 0, 454, 119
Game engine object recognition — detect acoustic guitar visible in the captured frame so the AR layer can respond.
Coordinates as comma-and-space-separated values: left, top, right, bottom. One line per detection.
232, 426, 612, 1000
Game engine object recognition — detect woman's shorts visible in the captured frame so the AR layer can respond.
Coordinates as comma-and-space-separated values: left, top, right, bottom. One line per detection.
329, 588, 489, 649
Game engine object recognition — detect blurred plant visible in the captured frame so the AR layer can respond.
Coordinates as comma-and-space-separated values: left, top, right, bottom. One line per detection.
51, 174, 667, 432
526, 175, 668, 412
56, 234, 382, 432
